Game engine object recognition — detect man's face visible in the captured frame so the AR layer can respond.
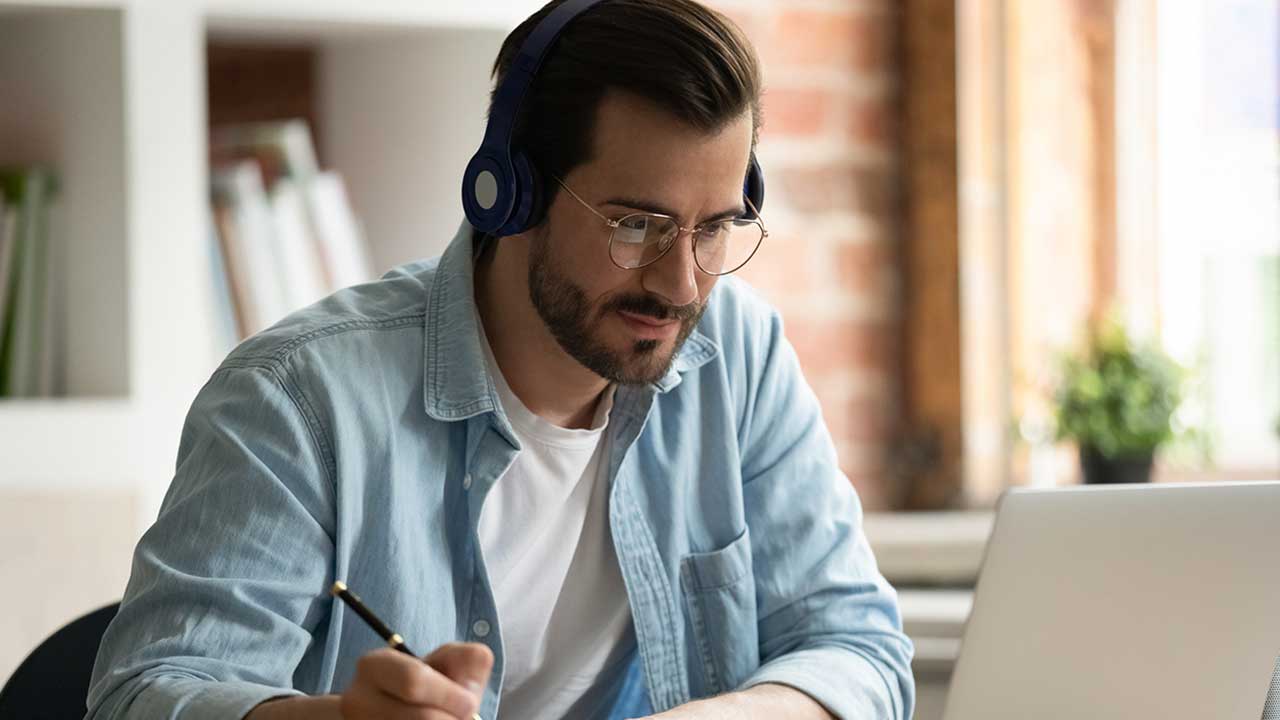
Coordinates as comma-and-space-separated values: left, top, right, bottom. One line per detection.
527, 91, 755, 386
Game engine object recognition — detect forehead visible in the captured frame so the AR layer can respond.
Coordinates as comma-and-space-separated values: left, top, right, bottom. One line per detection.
577, 90, 754, 200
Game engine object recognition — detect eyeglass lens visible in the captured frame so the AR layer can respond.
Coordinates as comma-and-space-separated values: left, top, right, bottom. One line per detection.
610, 215, 763, 275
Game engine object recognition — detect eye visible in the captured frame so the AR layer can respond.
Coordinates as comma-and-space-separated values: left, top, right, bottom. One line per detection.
614, 215, 652, 246
696, 223, 728, 243
619, 215, 649, 231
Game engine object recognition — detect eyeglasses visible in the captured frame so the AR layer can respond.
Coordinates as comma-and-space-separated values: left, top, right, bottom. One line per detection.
553, 176, 768, 276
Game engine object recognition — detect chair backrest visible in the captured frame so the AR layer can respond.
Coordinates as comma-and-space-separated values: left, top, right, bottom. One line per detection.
1265, 653, 1280, 720
0, 602, 119, 720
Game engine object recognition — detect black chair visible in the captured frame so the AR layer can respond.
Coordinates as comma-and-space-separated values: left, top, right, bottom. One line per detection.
0, 602, 119, 720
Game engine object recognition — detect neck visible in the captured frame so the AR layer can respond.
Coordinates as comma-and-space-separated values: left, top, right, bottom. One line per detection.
474, 233, 610, 430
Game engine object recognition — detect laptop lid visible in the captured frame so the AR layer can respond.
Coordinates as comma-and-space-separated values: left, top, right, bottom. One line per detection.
944, 482, 1280, 720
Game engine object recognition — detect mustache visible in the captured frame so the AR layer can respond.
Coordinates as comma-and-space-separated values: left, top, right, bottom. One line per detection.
604, 294, 701, 323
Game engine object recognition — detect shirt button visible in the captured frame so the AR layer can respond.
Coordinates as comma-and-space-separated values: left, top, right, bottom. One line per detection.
462, 474, 473, 490
472, 619, 490, 638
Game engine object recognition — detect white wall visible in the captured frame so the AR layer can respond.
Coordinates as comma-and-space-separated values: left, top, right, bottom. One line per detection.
321, 27, 505, 272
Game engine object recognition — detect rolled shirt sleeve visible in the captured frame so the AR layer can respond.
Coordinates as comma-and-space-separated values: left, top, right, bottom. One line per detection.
86, 363, 335, 719
736, 310, 915, 720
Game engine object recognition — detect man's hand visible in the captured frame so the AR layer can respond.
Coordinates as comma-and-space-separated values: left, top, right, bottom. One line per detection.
341, 642, 493, 719
632, 683, 835, 720
245, 642, 494, 720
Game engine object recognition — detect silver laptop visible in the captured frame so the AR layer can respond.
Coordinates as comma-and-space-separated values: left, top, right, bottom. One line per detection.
944, 482, 1280, 720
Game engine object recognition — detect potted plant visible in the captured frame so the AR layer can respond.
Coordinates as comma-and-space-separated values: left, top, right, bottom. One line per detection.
1053, 318, 1184, 484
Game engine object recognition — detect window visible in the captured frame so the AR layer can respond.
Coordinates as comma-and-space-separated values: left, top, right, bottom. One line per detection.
1152, 0, 1279, 476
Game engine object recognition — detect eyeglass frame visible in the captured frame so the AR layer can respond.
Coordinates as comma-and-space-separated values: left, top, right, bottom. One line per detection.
552, 176, 768, 276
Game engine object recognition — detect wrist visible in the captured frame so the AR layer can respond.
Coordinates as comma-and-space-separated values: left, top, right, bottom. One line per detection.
643, 683, 833, 720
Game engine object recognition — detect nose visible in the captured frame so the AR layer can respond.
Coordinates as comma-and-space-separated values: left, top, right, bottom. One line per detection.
640, 232, 700, 307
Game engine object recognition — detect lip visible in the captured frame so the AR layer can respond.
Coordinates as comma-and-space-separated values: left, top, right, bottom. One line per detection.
617, 310, 679, 340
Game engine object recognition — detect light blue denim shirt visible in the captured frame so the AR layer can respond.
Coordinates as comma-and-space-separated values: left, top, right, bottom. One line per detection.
86, 222, 914, 720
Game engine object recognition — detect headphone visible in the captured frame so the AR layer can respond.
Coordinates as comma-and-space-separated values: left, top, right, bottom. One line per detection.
461, 0, 765, 237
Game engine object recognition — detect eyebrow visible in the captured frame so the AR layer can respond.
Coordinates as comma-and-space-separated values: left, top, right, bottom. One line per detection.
601, 196, 745, 225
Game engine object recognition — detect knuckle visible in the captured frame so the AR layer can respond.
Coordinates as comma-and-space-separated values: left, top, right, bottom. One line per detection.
339, 689, 373, 719
427, 641, 465, 660
361, 648, 420, 697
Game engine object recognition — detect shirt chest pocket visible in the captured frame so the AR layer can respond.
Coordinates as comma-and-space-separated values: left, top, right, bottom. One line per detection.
678, 526, 760, 696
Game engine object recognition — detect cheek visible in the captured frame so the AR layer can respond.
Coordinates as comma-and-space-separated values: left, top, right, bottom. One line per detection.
553, 232, 635, 305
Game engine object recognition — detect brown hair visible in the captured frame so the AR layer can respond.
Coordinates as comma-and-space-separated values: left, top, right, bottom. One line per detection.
490, 0, 763, 205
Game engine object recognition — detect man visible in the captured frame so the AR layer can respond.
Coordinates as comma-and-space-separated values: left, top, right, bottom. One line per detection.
87, 1, 915, 718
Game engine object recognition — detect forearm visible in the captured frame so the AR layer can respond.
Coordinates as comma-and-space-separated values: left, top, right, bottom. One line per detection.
244, 694, 342, 720
646, 683, 834, 720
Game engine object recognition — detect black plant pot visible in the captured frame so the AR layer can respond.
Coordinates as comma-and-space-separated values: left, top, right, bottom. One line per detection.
1079, 445, 1154, 484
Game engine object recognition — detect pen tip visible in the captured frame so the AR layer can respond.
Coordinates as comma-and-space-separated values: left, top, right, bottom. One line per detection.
331, 580, 347, 595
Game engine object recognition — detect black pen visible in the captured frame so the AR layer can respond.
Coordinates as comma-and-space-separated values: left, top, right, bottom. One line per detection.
331, 581, 483, 720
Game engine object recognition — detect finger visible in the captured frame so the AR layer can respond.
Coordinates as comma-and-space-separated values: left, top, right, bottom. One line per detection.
355, 648, 481, 717
424, 642, 495, 697
343, 684, 472, 720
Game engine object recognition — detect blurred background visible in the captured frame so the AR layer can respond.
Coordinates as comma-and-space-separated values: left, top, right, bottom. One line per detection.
0, 0, 1276, 716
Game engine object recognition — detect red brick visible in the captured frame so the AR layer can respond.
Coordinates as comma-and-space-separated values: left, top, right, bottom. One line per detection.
807, 385, 896, 467
761, 86, 833, 138
848, 97, 893, 146
774, 162, 896, 216
838, 442, 888, 478
833, 240, 897, 298
843, 393, 896, 444
784, 317, 897, 377
845, 468, 892, 512
734, 234, 814, 299
713, 5, 767, 48
771, 10, 888, 73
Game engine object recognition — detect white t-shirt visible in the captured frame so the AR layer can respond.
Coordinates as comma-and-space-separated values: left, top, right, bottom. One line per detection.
476, 329, 635, 719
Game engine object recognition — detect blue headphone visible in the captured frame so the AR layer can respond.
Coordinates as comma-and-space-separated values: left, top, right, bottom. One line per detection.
462, 0, 765, 237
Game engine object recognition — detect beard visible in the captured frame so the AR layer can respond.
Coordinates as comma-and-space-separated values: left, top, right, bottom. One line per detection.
527, 230, 706, 386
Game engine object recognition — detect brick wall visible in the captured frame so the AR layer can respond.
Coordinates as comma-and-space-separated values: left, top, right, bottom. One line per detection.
715, 1, 903, 511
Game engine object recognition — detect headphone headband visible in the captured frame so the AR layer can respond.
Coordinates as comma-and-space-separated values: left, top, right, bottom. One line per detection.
479, 0, 605, 153
463, 0, 764, 236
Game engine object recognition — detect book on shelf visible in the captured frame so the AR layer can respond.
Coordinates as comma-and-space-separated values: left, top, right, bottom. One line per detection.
211, 161, 289, 336
306, 171, 371, 291
209, 119, 373, 341
211, 119, 319, 186
0, 194, 14, 341
0, 167, 62, 398
205, 208, 240, 358
269, 178, 329, 310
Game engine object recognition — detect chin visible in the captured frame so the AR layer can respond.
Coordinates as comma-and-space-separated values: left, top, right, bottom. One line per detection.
616, 340, 679, 385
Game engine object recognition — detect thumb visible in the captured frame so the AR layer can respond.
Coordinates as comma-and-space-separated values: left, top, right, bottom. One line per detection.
424, 642, 495, 698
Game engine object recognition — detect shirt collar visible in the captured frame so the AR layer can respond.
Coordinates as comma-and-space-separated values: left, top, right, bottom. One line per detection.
422, 220, 720, 422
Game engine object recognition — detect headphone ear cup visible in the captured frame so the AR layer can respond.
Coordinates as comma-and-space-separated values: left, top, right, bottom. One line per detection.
519, 153, 547, 230
744, 152, 765, 218
499, 151, 543, 236
462, 151, 515, 234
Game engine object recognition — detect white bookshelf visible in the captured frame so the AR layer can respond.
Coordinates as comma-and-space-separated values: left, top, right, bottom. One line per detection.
0, 0, 538, 504
0, 0, 540, 678
0, 8, 128, 398
0, 398, 135, 488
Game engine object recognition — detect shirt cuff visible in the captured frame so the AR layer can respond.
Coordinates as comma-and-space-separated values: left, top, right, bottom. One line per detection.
740, 646, 903, 720
127, 677, 305, 720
